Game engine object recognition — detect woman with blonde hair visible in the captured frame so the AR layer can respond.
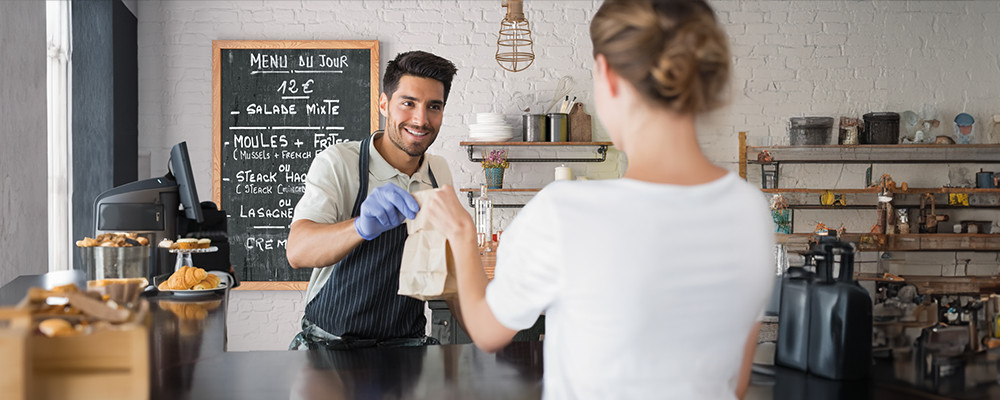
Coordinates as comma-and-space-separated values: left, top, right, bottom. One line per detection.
424, 0, 774, 398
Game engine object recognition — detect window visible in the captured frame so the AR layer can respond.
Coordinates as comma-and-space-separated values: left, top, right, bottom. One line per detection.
47, 0, 72, 271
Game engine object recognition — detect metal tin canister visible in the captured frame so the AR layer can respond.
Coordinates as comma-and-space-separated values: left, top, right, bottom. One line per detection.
977, 171, 996, 188
523, 114, 547, 142
547, 113, 568, 142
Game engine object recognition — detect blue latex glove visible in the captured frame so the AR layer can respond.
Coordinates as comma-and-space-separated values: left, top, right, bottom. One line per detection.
354, 183, 420, 240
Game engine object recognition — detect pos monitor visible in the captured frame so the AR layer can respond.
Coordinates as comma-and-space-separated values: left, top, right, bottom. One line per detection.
167, 142, 204, 223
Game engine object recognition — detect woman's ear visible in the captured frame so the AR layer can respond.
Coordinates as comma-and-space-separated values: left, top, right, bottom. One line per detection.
594, 54, 619, 98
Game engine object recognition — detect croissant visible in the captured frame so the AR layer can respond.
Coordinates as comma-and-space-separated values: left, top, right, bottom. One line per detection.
191, 274, 220, 290
158, 266, 209, 290
38, 318, 76, 337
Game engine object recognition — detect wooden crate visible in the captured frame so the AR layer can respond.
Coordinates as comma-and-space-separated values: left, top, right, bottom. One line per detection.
0, 309, 31, 400
31, 322, 149, 400
0, 304, 149, 400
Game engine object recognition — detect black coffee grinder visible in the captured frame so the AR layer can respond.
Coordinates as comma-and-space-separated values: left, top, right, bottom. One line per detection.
776, 235, 873, 380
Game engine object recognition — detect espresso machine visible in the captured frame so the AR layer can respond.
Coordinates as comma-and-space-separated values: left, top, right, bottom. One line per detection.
93, 142, 204, 282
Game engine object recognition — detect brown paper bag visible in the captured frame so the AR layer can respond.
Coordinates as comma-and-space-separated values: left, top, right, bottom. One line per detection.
398, 190, 458, 301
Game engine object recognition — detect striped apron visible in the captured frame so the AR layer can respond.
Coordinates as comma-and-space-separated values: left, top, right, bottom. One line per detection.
300, 134, 438, 345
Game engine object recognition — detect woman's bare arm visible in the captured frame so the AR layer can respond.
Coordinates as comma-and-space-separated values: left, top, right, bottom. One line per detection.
736, 322, 761, 399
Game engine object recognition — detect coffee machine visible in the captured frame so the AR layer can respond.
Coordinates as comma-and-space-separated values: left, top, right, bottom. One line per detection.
94, 142, 204, 282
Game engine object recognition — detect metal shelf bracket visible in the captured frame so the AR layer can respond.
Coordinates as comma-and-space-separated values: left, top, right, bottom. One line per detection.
465, 144, 608, 163
466, 192, 525, 208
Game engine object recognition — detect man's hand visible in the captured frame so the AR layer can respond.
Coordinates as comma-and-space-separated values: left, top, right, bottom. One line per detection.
354, 183, 420, 240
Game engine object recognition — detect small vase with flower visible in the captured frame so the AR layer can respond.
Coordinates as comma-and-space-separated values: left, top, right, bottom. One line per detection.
481, 150, 509, 189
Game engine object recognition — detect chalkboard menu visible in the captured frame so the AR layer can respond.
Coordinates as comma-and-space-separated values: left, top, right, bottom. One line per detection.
212, 41, 379, 286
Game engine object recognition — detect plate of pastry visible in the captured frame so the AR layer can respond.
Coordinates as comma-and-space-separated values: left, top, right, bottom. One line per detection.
154, 267, 231, 297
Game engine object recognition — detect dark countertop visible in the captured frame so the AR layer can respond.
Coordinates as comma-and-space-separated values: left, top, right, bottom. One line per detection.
5, 273, 1000, 399
1, 273, 543, 400
750, 354, 1000, 400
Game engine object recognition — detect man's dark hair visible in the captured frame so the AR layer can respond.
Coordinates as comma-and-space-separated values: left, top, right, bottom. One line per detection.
383, 51, 458, 103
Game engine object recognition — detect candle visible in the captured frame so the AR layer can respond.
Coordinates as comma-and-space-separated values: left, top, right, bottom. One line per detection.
554, 165, 573, 181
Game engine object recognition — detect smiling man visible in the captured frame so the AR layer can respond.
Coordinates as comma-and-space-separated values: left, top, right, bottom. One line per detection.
286, 51, 458, 350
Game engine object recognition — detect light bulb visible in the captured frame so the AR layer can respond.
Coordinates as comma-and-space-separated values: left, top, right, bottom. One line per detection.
496, 0, 534, 72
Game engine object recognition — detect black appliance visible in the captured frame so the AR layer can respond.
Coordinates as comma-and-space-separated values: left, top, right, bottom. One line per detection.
93, 142, 204, 282
775, 236, 873, 380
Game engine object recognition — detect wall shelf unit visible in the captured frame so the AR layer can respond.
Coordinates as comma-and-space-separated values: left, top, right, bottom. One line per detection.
460, 141, 612, 163
460, 141, 615, 209
738, 132, 1000, 254
761, 189, 1000, 210
777, 233, 1000, 253
459, 188, 539, 208
854, 274, 1000, 295
743, 144, 1000, 164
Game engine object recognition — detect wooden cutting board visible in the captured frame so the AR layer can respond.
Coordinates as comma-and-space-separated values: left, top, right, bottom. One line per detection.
568, 103, 592, 142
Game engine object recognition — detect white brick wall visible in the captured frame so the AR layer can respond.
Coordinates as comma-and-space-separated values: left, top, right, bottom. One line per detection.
137, 0, 1000, 351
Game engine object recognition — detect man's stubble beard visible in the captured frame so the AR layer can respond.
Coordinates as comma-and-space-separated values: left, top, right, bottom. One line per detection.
387, 117, 436, 157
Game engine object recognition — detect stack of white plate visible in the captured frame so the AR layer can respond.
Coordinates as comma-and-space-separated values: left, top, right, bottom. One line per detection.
469, 113, 514, 142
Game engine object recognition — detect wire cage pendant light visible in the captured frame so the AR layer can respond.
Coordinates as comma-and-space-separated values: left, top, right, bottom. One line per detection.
496, 0, 535, 72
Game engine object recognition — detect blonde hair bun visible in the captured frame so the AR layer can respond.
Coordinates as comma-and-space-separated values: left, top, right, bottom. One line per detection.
591, 0, 730, 114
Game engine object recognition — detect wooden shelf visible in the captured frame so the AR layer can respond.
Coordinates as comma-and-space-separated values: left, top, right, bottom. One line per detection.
857, 274, 1000, 295
763, 188, 1000, 194
461, 141, 613, 163
887, 234, 1000, 251
459, 188, 541, 193
461, 188, 541, 208
776, 233, 883, 253
459, 141, 612, 146
746, 144, 1000, 164
764, 188, 878, 194
872, 321, 938, 328
764, 189, 1000, 209
777, 233, 1000, 252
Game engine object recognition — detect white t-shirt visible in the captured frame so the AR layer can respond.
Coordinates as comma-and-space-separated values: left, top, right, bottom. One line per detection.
292, 135, 453, 304
486, 174, 775, 400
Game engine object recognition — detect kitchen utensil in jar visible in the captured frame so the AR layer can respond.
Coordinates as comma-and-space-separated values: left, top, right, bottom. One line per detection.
512, 91, 532, 113
544, 76, 574, 114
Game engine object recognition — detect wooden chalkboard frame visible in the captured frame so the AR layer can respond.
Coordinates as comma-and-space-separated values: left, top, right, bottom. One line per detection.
212, 40, 380, 290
